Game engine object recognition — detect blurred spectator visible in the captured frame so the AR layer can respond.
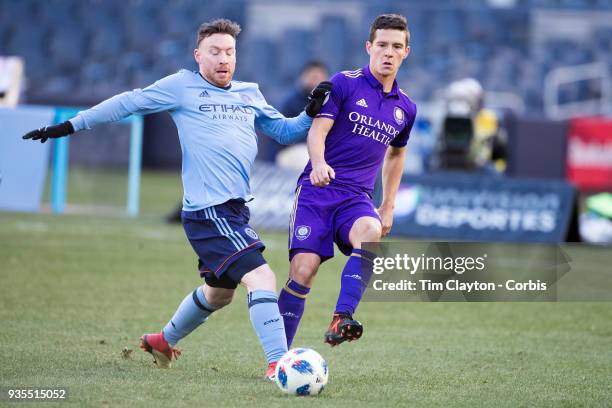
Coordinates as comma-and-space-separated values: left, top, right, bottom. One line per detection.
275, 61, 329, 170
280, 60, 329, 117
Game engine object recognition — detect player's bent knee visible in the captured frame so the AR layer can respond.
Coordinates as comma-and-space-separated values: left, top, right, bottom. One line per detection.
204, 286, 234, 308
224, 249, 268, 288
290, 263, 318, 286
366, 223, 383, 240
350, 218, 382, 246
357, 223, 382, 239
289, 252, 321, 287
241, 264, 276, 292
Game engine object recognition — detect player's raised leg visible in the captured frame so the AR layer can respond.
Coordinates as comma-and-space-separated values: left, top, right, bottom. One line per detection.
240, 262, 288, 379
325, 216, 381, 346
278, 252, 321, 348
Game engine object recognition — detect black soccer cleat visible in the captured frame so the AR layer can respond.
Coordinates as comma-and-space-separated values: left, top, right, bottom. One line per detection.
324, 313, 363, 346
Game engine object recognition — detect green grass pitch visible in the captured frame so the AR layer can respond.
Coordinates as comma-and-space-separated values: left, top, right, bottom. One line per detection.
1, 172, 611, 407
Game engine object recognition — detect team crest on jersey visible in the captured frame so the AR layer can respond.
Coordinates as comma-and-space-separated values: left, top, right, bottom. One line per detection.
240, 94, 253, 104
244, 227, 259, 240
295, 225, 311, 240
393, 106, 404, 125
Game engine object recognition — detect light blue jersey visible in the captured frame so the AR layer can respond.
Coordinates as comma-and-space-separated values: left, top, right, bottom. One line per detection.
69, 70, 312, 211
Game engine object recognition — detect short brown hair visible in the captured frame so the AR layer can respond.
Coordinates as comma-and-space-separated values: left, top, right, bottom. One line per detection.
197, 19, 241, 46
368, 14, 410, 46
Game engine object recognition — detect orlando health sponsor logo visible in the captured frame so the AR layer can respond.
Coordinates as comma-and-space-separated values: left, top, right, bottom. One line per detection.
348, 111, 399, 146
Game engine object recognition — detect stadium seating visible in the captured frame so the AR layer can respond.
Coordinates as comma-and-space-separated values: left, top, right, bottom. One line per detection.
1, 0, 610, 110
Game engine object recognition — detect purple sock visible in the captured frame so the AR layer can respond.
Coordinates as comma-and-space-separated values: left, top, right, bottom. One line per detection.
278, 279, 310, 348
335, 249, 374, 316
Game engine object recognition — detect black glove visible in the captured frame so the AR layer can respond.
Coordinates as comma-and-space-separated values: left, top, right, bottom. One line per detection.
22, 121, 75, 143
305, 81, 333, 118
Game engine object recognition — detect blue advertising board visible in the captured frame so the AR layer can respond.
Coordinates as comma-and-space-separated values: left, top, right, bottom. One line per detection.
389, 173, 577, 243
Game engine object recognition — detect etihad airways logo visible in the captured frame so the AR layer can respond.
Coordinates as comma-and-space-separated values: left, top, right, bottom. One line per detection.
199, 103, 254, 122
348, 111, 399, 146
199, 104, 253, 114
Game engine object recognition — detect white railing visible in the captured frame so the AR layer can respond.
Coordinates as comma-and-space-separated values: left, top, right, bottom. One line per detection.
544, 62, 611, 120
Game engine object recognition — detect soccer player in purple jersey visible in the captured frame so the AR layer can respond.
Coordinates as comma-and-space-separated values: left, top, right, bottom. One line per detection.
278, 14, 417, 347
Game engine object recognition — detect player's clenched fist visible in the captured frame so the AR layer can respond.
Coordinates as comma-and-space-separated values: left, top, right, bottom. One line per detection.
310, 161, 335, 187
22, 121, 75, 143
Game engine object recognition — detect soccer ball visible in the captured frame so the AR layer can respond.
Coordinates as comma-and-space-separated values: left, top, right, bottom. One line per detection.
274, 348, 328, 396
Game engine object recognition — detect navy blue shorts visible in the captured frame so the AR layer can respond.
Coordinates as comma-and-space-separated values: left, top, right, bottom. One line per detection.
182, 200, 266, 288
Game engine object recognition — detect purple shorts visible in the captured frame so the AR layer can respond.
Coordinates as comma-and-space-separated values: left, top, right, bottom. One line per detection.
288, 183, 381, 261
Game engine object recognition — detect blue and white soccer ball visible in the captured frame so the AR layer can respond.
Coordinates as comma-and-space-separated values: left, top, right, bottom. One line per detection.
274, 348, 328, 396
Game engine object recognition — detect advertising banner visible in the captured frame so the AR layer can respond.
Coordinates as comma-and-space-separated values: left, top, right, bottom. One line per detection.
567, 117, 612, 190
390, 173, 577, 243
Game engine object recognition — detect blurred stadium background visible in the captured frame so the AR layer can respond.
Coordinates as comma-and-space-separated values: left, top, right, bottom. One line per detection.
1, 1, 612, 406
2, 0, 611, 110
1, 0, 611, 242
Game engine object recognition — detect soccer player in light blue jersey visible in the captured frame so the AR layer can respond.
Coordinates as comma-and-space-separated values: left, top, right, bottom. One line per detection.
23, 19, 332, 379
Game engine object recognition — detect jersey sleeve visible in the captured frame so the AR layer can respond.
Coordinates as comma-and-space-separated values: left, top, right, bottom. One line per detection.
390, 103, 417, 148
69, 72, 184, 131
252, 86, 312, 145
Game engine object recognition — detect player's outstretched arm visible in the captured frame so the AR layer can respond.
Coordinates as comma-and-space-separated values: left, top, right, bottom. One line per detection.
379, 146, 406, 236
254, 81, 332, 145
22, 73, 182, 142
307, 117, 335, 187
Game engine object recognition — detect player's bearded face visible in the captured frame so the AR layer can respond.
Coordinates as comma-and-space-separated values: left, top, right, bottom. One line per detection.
366, 29, 410, 78
194, 33, 236, 87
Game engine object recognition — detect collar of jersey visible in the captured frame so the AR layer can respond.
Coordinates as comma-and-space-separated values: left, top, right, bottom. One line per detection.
363, 65, 399, 99
197, 71, 232, 90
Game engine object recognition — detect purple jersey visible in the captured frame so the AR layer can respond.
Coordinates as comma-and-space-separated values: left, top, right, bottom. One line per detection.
298, 65, 417, 193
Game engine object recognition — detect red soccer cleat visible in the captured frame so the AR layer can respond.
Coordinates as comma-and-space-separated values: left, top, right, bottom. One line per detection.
139, 331, 181, 368
265, 361, 278, 381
